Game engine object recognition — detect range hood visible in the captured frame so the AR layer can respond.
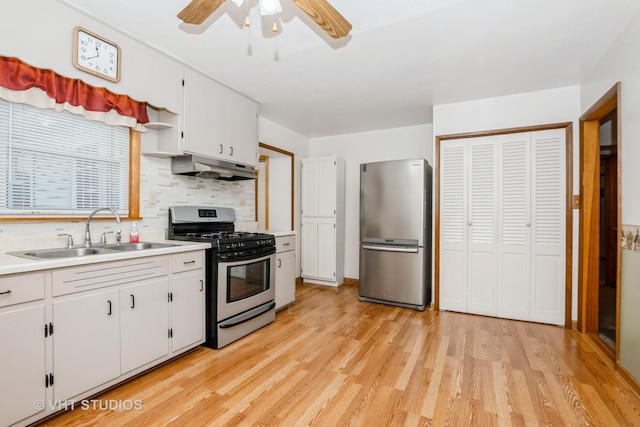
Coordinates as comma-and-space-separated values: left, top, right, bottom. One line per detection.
171, 155, 257, 181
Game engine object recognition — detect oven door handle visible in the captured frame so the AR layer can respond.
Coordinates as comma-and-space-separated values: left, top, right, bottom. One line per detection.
219, 301, 276, 329
218, 247, 276, 262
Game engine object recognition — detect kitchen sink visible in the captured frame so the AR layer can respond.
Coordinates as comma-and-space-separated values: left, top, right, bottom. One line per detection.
7, 242, 179, 260
9, 247, 117, 260
103, 242, 178, 251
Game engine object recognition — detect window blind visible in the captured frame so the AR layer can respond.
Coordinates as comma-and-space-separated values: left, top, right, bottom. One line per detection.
0, 99, 129, 216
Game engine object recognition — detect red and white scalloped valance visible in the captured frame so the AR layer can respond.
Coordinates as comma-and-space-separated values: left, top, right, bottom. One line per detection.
0, 56, 148, 130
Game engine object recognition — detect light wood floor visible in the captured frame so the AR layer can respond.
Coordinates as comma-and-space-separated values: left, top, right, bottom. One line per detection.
39, 283, 640, 426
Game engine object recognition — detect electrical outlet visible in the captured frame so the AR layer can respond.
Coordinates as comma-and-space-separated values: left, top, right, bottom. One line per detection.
149, 191, 157, 204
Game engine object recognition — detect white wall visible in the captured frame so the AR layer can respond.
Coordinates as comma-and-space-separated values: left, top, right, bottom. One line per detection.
581, 9, 640, 382
0, 0, 254, 249
432, 86, 581, 320
268, 156, 291, 231
259, 117, 310, 277
309, 124, 433, 279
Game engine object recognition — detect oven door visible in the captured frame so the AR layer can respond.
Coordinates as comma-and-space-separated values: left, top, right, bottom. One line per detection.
217, 251, 276, 321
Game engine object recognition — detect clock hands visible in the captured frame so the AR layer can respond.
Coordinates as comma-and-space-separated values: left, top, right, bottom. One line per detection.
82, 47, 100, 61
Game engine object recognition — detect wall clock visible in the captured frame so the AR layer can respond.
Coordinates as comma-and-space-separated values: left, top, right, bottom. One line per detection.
72, 26, 121, 83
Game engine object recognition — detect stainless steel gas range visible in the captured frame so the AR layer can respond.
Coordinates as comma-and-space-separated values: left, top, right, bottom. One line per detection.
168, 206, 276, 348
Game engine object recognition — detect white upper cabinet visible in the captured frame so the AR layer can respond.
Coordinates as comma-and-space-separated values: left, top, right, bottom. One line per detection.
301, 156, 337, 218
182, 67, 258, 167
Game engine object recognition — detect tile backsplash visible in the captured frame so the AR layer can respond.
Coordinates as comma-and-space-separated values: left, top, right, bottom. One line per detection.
0, 155, 255, 251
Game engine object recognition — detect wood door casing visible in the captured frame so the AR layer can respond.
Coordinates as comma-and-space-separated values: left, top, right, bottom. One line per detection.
578, 82, 621, 361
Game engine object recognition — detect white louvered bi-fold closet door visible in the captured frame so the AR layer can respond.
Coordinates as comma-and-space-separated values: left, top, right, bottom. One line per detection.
439, 129, 566, 325
466, 137, 498, 316
439, 139, 468, 312
497, 133, 531, 321
530, 129, 566, 325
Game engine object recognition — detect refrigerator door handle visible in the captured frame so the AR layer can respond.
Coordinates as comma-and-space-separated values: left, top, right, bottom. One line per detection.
362, 244, 419, 253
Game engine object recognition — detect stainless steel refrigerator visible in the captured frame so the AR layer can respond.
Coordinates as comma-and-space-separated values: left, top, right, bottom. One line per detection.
359, 158, 432, 311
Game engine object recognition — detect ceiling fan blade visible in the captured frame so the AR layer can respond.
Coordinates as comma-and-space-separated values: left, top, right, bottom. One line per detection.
178, 0, 226, 25
292, 0, 352, 39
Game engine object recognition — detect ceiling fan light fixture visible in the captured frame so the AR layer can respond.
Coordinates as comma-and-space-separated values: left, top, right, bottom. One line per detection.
259, 0, 282, 16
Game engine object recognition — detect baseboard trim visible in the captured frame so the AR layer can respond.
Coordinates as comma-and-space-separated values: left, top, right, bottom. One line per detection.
342, 277, 359, 286
617, 361, 640, 397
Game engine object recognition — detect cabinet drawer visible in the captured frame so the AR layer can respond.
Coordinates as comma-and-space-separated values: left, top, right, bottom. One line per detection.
276, 235, 295, 253
172, 251, 204, 273
52, 256, 169, 297
0, 272, 45, 307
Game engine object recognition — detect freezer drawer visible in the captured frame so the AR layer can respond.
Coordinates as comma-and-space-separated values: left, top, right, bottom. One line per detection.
359, 244, 429, 310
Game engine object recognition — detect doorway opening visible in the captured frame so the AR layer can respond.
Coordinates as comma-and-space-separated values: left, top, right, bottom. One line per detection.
598, 110, 618, 349
256, 143, 295, 232
578, 82, 621, 360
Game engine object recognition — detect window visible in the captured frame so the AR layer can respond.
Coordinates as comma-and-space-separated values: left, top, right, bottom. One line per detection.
0, 99, 130, 217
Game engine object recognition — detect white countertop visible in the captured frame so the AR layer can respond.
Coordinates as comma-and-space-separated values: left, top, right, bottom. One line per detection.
0, 240, 210, 276
265, 230, 297, 237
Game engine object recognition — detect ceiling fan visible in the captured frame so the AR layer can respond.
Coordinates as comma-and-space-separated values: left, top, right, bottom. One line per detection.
177, 0, 352, 39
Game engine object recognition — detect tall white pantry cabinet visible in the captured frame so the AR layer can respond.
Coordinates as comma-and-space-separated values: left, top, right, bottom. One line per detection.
301, 156, 345, 287
439, 128, 566, 325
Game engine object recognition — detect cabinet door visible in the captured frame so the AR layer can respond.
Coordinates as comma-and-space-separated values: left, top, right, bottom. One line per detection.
226, 92, 258, 167
0, 305, 46, 426
275, 250, 295, 310
301, 159, 318, 217
316, 157, 336, 218
316, 218, 337, 280
182, 67, 227, 159
302, 157, 336, 218
53, 290, 120, 401
172, 270, 205, 352
120, 278, 170, 374
301, 217, 318, 278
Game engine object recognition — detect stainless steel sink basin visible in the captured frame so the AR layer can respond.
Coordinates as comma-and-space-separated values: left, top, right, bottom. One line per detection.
9, 247, 117, 260
103, 242, 178, 251
7, 242, 179, 260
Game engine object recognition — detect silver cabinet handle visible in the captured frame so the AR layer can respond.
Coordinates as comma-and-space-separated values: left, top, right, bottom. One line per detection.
219, 144, 224, 154
282, 242, 290, 246
183, 260, 196, 265
277, 258, 282, 268
229, 146, 234, 156
130, 294, 135, 309
107, 300, 112, 316
200, 280, 204, 292
0, 290, 11, 295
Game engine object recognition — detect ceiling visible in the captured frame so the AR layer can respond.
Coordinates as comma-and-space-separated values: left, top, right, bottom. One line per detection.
59, 0, 640, 138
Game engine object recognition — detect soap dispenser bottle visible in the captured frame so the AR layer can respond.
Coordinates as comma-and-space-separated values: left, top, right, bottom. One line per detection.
129, 221, 140, 243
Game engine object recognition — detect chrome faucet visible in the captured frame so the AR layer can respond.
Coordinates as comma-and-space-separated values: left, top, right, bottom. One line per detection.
84, 208, 121, 247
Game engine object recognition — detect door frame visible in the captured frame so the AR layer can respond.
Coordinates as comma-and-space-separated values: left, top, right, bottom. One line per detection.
434, 122, 574, 328
578, 82, 621, 359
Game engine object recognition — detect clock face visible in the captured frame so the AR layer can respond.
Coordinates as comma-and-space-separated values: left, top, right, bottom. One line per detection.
73, 27, 121, 82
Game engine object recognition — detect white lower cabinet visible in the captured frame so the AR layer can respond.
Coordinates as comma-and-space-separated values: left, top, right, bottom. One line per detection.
171, 269, 204, 352
2, 249, 207, 427
0, 304, 46, 427
53, 289, 121, 401
275, 234, 296, 310
120, 278, 170, 374
301, 217, 337, 283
